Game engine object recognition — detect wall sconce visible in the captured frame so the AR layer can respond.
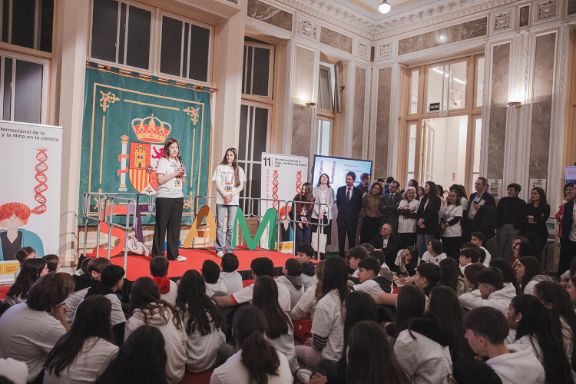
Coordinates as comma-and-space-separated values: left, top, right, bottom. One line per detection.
304, 102, 316, 108
508, 101, 522, 108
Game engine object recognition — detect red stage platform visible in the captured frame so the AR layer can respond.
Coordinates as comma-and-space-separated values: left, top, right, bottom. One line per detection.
106, 246, 294, 281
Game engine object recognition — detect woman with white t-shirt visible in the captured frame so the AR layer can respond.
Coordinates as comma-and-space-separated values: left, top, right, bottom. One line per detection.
397, 187, 420, 250
440, 191, 464, 260
152, 138, 187, 262
44, 295, 119, 384
210, 305, 293, 384
212, 148, 246, 257
311, 174, 335, 255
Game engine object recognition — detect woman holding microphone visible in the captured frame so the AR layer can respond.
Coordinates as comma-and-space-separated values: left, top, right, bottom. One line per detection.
152, 138, 187, 262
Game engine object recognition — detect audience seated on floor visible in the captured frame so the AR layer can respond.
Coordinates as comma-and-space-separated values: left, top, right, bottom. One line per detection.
151, 256, 178, 305
218, 253, 243, 295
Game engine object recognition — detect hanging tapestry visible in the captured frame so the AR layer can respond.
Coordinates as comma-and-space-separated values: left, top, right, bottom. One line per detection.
79, 64, 212, 224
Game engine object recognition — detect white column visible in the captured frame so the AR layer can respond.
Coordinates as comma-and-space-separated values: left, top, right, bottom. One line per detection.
54, 0, 90, 262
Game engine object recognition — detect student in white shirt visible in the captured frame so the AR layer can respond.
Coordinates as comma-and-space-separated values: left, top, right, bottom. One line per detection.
440, 190, 464, 260
459, 267, 515, 314
44, 295, 119, 384
513, 256, 547, 295
347, 246, 369, 281
276, 258, 305, 309
253, 276, 299, 373
352, 256, 391, 299
296, 257, 347, 369
506, 294, 574, 384
212, 147, 246, 257
84, 264, 127, 345
471, 231, 492, 266
95, 325, 169, 384
152, 138, 187, 262
0, 273, 73, 383
420, 239, 447, 265
219, 253, 243, 294
213, 257, 291, 311
66, 257, 111, 323
5, 258, 48, 306
290, 260, 326, 321
0, 358, 28, 384
210, 305, 293, 384
464, 306, 545, 384
459, 247, 481, 275
175, 270, 226, 373
463, 263, 485, 293
202, 260, 228, 297
535, 281, 576, 381
125, 277, 187, 384
296, 244, 317, 290
150, 256, 178, 305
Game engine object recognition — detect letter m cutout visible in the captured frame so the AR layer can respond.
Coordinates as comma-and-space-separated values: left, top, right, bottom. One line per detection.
232, 207, 277, 250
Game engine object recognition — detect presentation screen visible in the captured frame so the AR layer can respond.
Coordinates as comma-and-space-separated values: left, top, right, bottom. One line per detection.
311, 155, 373, 194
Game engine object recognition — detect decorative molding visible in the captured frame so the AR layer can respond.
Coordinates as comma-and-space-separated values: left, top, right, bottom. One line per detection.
319, 26, 353, 53
377, 42, 392, 60
297, 18, 317, 40
494, 10, 512, 31
536, 0, 558, 22
357, 42, 370, 60
247, 0, 294, 32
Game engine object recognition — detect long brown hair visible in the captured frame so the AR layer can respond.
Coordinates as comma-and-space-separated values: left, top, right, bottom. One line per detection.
163, 138, 179, 159
220, 147, 240, 187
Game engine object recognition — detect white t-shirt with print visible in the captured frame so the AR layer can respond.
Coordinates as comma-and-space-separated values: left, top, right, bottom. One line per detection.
212, 164, 246, 206
232, 281, 291, 311
352, 279, 386, 299
440, 205, 463, 237
156, 157, 184, 198
311, 289, 344, 362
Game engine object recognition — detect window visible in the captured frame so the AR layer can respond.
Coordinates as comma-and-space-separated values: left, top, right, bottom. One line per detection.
471, 117, 482, 190
238, 103, 269, 214
0, 53, 45, 124
90, 0, 151, 70
160, 15, 211, 82
409, 69, 419, 115
0, 0, 53, 52
242, 42, 273, 98
318, 63, 335, 112
426, 60, 467, 112
407, 122, 417, 182
475, 56, 485, 107
316, 118, 332, 156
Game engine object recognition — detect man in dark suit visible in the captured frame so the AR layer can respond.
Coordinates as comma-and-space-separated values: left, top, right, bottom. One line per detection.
466, 177, 497, 242
370, 223, 398, 268
336, 171, 363, 257
381, 180, 402, 232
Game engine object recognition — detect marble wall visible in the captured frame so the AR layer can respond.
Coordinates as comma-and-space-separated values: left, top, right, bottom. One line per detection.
375, 67, 392, 177
487, 43, 510, 180
529, 33, 556, 180
398, 18, 487, 55
247, 0, 293, 31
352, 67, 366, 158
291, 46, 315, 157
320, 27, 353, 54
291, 104, 313, 157
569, 0, 576, 15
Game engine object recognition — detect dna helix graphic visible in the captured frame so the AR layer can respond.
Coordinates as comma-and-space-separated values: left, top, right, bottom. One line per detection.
272, 169, 279, 209
31, 148, 48, 215
295, 171, 302, 194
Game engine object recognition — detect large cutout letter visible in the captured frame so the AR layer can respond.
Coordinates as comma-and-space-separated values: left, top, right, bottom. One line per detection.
233, 208, 277, 250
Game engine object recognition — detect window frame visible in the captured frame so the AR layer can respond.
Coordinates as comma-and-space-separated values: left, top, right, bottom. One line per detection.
88, 0, 214, 86
241, 40, 275, 104
0, 49, 50, 124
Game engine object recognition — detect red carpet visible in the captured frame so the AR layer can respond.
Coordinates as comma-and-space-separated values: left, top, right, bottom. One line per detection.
107, 246, 294, 281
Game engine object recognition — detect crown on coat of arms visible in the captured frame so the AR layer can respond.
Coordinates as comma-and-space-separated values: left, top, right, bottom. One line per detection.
131, 115, 171, 143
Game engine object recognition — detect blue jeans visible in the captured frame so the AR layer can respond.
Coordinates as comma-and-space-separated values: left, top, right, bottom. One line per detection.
216, 204, 238, 253
417, 233, 435, 259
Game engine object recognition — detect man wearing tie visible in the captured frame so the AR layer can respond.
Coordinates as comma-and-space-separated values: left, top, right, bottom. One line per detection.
381, 180, 402, 232
336, 172, 363, 257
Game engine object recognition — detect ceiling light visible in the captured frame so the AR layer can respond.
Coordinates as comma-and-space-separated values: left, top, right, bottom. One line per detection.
378, 0, 391, 14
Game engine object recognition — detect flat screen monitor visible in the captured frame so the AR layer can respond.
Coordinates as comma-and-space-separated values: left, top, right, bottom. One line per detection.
311, 155, 373, 194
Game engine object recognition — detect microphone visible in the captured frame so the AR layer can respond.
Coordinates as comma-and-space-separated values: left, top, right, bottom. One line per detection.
177, 156, 186, 177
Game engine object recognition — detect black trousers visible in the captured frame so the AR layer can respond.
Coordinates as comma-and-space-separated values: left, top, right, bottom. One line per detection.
442, 236, 463, 260
559, 238, 576, 274
152, 197, 183, 260
337, 219, 357, 257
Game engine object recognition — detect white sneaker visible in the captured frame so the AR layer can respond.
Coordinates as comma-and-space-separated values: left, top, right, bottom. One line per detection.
216, 251, 224, 258
176, 255, 187, 262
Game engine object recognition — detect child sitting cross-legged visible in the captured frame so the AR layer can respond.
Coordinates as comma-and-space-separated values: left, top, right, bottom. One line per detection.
352, 256, 392, 299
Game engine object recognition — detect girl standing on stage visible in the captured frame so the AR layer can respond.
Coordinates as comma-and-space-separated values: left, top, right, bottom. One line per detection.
212, 148, 246, 257
311, 173, 334, 255
152, 138, 187, 262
